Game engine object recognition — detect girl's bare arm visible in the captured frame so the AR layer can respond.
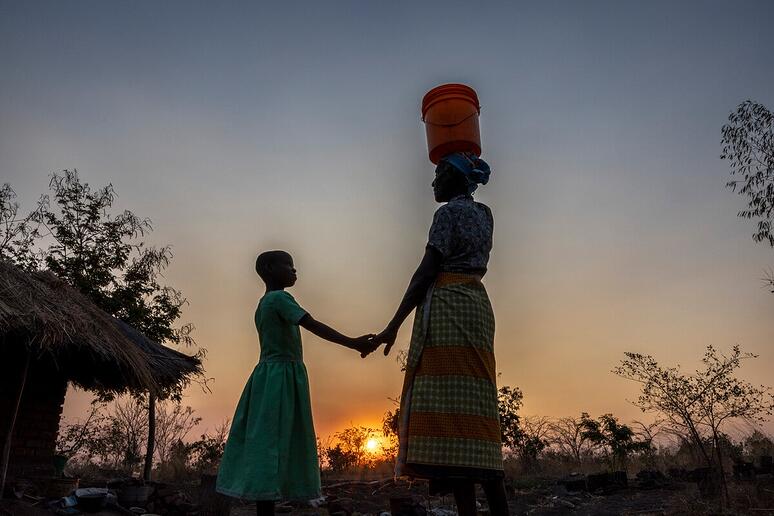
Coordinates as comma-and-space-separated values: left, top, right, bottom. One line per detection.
299, 314, 376, 355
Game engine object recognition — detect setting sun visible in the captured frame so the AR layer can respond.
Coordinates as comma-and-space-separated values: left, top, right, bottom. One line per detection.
365, 438, 379, 453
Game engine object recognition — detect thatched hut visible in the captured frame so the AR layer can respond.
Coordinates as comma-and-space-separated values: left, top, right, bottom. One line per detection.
0, 260, 202, 486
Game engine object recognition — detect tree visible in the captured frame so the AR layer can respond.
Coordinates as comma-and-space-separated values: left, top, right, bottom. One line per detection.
76, 397, 149, 473
333, 425, 379, 468
323, 443, 359, 473
35, 170, 197, 479
497, 386, 548, 471
40, 171, 150, 308
721, 100, 774, 246
742, 429, 774, 460
2, 173, 198, 479
579, 413, 648, 471
189, 419, 230, 476
114, 397, 150, 471
614, 345, 774, 501
548, 416, 592, 466
59, 397, 213, 480
518, 416, 551, 472
56, 401, 107, 459
631, 420, 663, 469
498, 385, 525, 453
163, 439, 194, 480
153, 401, 201, 467
381, 405, 400, 461
0, 184, 43, 270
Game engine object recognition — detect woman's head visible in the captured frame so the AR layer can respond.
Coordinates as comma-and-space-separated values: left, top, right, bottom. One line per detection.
432, 161, 468, 202
433, 152, 492, 202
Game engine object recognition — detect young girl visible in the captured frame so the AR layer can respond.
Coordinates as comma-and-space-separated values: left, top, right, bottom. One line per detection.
216, 250, 376, 515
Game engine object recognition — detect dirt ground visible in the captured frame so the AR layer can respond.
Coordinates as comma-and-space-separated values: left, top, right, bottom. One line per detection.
4, 474, 774, 515
226, 475, 774, 516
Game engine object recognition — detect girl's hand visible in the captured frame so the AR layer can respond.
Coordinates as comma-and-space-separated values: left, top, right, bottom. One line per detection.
375, 327, 399, 356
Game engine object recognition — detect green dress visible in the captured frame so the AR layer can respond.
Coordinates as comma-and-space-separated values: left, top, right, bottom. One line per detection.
216, 290, 321, 501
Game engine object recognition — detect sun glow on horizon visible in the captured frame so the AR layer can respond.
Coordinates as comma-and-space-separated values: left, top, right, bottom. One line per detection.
365, 438, 380, 453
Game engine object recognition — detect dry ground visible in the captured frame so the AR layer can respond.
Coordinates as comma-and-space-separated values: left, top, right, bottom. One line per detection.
227, 475, 774, 516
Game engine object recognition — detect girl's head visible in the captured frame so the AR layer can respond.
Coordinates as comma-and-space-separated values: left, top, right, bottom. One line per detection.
255, 250, 297, 288
433, 152, 492, 202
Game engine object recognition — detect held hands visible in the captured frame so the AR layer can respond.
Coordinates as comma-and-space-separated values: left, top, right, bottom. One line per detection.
351, 334, 380, 358
353, 325, 399, 358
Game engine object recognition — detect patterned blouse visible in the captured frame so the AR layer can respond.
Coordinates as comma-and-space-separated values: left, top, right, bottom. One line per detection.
427, 194, 493, 273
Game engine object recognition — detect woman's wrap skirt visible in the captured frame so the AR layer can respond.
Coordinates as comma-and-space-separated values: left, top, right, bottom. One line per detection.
397, 272, 504, 481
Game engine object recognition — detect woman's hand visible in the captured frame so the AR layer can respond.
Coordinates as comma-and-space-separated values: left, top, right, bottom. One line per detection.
375, 326, 399, 356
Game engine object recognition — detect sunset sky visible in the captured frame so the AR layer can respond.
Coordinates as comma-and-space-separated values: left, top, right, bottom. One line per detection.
2, 1, 774, 440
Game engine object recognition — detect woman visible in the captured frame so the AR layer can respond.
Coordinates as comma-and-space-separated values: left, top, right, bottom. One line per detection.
374, 152, 509, 515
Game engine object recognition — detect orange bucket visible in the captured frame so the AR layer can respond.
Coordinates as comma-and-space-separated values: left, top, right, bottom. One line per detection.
421, 83, 481, 164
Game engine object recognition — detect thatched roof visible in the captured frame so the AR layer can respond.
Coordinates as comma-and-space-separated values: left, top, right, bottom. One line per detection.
0, 260, 202, 395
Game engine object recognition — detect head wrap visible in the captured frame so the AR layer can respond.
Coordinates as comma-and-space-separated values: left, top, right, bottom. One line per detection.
441, 152, 492, 194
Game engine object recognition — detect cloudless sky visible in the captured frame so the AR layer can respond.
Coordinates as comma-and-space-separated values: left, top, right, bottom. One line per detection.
2, 1, 774, 439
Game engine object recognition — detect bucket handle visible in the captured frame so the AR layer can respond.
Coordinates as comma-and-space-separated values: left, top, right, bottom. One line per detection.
422, 110, 480, 127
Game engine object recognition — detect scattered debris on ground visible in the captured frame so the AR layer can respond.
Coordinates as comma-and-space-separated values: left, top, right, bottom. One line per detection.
4, 470, 774, 515
1, 476, 205, 515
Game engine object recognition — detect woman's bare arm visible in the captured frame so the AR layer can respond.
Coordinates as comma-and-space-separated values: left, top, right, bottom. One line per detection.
375, 246, 442, 355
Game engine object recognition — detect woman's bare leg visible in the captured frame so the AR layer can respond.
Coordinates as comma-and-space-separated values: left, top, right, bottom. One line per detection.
452, 481, 477, 516
482, 479, 510, 515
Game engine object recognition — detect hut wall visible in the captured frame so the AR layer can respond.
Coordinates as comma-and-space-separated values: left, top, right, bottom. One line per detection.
0, 350, 67, 479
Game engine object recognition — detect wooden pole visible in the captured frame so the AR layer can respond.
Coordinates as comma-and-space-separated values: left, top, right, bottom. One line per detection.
1, 350, 31, 498
143, 394, 156, 482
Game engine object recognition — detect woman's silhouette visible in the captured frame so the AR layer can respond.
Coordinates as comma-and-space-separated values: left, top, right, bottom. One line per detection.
373, 152, 509, 515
